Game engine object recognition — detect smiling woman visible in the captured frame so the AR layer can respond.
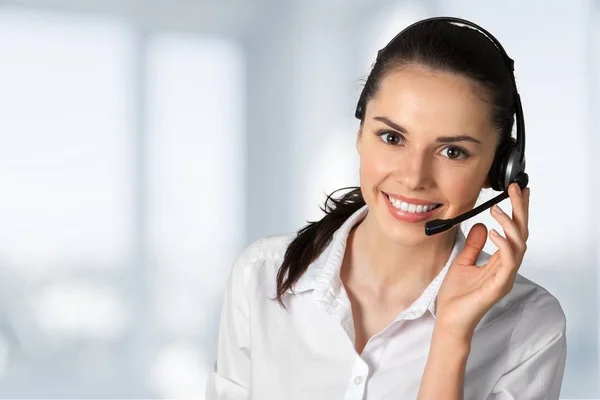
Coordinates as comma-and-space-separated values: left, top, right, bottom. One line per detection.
207, 17, 566, 400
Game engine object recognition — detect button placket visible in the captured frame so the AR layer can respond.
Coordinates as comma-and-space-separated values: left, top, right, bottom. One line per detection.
344, 356, 369, 400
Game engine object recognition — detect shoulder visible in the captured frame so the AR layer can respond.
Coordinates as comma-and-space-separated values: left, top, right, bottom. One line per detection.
246, 232, 297, 266
476, 251, 566, 348
497, 271, 567, 375
228, 232, 296, 292
507, 273, 566, 344
478, 250, 565, 323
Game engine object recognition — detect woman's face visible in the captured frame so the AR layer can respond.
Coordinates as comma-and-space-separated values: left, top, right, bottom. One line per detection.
357, 64, 499, 245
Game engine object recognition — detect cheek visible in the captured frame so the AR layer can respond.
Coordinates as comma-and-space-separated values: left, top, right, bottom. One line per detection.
359, 150, 396, 186
439, 166, 487, 209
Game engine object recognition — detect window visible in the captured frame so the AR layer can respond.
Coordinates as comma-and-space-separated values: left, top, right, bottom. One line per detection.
146, 33, 245, 398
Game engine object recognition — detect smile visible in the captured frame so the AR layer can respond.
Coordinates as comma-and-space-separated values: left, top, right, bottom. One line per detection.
383, 192, 442, 214
382, 191, 443, 224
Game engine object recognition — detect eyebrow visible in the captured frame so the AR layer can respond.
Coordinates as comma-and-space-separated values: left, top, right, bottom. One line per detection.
373, 116, 482, 145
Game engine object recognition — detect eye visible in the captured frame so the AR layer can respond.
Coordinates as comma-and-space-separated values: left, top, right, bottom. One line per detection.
378, 130, 405, 146
440, 146, 469, 160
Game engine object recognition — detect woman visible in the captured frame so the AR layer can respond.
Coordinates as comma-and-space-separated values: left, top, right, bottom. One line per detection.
206, 17, 566, 399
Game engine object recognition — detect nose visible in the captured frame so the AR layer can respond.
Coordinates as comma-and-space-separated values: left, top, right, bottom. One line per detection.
396, 150, 434, 191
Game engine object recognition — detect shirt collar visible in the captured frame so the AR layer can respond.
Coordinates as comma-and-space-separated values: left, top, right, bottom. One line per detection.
274, 204, 467, 318
291, 204, 370, 296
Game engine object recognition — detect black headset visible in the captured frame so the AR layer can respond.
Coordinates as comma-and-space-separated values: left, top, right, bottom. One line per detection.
355, 17, 529, 236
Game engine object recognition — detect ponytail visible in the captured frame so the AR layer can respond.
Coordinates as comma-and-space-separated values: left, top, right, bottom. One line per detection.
275, 186, 365, 308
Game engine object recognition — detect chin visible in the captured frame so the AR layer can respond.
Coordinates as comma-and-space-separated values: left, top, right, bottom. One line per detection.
372, 210, 429, 246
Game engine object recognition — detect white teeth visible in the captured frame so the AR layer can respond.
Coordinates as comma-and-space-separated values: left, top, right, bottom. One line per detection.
386, 194, 439, 214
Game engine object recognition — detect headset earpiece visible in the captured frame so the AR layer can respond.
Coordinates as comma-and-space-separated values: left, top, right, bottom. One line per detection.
489, 137, 526, 191
489, 139, 513, 191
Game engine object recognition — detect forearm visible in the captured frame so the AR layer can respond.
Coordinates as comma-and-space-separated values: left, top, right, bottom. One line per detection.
416, 328, 472, 400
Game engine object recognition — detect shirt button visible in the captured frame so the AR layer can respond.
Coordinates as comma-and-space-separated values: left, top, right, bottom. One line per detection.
354, 376, 363, 385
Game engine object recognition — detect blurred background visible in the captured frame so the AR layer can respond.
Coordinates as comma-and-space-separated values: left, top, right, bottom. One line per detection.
0, 0, 597, 398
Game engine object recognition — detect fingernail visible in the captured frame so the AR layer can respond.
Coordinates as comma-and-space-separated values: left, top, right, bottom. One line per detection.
515, 184, 521, 195
490, 229, 499, 236
492, 205, 501, 214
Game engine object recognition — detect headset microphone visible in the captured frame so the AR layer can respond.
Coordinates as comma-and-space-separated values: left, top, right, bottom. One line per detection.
424, 172, 528, 236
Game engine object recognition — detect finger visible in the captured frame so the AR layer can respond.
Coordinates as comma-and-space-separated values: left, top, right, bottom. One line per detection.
454, 223, 487, 266
508, 183, 529, 241
489, 228, 519, 277
491, 204, 527, 265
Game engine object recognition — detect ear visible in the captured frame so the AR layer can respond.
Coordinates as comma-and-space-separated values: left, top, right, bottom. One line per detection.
356, 127, 362, 155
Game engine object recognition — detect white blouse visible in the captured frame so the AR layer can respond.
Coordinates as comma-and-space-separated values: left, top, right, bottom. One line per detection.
206, 205, 567, 399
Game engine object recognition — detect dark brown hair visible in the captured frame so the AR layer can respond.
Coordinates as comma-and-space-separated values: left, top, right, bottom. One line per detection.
275, 20, 515, 307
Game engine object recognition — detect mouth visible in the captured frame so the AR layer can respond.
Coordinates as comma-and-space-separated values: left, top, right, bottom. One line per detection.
382, 191, 443, 222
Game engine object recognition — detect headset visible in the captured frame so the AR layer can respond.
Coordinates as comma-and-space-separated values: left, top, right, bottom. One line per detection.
354, 16, 529, 236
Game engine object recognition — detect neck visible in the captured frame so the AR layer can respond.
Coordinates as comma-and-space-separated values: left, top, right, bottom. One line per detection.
344, 210, 458, 298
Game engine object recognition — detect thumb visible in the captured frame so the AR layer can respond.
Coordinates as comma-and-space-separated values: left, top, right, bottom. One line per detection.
454, 223, 487, 266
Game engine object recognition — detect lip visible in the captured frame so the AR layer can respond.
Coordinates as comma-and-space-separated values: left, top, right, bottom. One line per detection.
382, 191, 442, 223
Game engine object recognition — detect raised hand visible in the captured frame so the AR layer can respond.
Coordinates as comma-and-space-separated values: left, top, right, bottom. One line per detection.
434, 183, 531, 341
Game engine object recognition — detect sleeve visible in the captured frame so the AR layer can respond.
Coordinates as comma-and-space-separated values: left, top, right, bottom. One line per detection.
487, 292, 567, 400
205, 239, 262, 400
